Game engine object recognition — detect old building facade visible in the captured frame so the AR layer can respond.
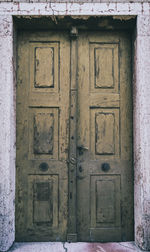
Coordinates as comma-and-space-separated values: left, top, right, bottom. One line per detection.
0, 1, 150, 251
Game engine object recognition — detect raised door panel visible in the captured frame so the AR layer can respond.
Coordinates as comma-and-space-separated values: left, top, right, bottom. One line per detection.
34, 47, 54, 88
90, 175, 121, 228
90, 43, 119, 92
90, 108, 120, 159
28, 175, 58, 228
29, 108, 59, 160
30, 42, 59, 92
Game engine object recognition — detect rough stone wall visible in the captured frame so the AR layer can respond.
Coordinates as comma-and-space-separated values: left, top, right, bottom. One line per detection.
0, 1, 150, 252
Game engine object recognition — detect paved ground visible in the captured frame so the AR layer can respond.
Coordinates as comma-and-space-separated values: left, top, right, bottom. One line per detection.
8, 242, 149, 252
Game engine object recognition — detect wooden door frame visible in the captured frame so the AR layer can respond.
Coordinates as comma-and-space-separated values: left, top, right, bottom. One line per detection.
14, 15, 135, 242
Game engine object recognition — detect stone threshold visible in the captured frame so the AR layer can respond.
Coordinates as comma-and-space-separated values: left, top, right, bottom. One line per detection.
8, 242, 149, 252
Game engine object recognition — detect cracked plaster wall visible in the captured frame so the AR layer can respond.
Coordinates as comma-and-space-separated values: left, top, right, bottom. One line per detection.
1, 0, 150, 3
134, 15, 150, 250
0, 1, 150, 252
0, 15, 15, 252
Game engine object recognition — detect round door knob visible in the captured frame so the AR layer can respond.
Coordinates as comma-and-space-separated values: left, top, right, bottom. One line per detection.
101, 163, 110, 172
39, 162, 49, 172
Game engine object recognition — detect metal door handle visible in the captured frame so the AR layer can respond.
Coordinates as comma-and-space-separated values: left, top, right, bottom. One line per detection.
77, 145, 88, 151
77, 145, 88, 155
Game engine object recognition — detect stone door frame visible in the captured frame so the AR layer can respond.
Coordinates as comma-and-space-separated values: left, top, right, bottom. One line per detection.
0, 3, 150, 251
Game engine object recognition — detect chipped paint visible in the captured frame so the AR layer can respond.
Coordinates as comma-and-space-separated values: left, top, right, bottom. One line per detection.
0, 1, 150, 252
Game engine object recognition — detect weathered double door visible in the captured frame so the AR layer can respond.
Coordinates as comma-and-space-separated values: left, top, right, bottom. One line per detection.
16, 30, 133, 242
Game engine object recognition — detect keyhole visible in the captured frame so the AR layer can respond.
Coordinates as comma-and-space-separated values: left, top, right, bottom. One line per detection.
79, 166, 83, 172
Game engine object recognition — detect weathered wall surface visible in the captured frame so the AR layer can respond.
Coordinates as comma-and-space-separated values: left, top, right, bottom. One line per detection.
0, 15, 15, 252
0, 2, 149, 15
0, 1, 150, 252
134, 15, 150, 250
0, 0, 150, 3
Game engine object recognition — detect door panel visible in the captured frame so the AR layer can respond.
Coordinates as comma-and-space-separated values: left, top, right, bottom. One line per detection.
16, 32, 70, 241
77, 31, 133, 241
16, 30, 133, 242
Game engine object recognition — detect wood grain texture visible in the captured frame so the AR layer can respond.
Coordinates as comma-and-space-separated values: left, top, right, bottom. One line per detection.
67, 37, 78, 241
95, 47, 114, 88
77, 31, 133, 242
33, 181, 53, 224
95, 112, 115, 155
16, 31, 70, 241
91, 175, 121, 228
91, 108, 120, 159
35, 47, 54, 88
90, 43, 119, 93
34, 113, 54, 154
30, 41, 59, 95
16, 30, 133, 243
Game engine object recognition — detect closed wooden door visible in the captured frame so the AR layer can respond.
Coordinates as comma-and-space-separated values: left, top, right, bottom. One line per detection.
16, 31, 70, 241
16, 30, 133, 242
77, 31, 133, 241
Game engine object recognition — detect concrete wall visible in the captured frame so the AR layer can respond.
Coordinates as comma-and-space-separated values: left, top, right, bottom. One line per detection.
0, 1, 150, 251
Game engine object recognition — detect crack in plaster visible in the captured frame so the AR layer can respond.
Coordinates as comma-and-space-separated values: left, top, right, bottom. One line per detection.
63, 242, 68, 252
96, 245, 106, 252
119, 243, 137, 251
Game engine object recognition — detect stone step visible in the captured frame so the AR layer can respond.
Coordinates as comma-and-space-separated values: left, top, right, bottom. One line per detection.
8, 242, 148, 252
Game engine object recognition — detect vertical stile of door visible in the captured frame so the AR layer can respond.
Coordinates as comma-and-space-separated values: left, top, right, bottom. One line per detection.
67, 28, 78, 242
